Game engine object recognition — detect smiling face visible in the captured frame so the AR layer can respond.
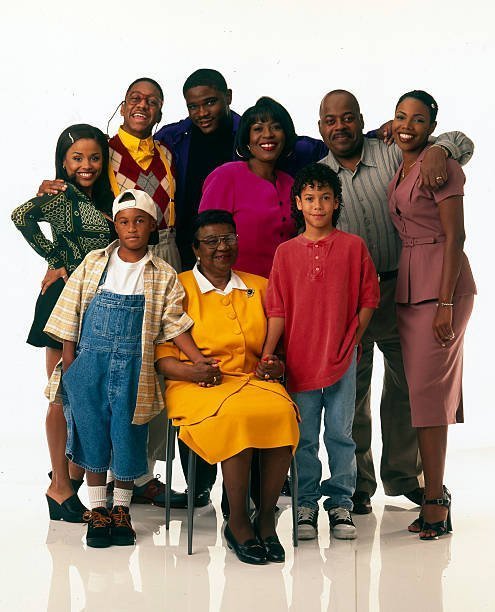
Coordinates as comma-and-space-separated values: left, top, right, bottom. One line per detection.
185, 85, 232, 134
248, 117, 286, 163
120, 80, 163, 139
296, 183, 339, 235
63, 139, 103, 195
193, 222, 238, 279
114, 207, 156, 259
318, 92, 364, 159
392, 97, 436, 154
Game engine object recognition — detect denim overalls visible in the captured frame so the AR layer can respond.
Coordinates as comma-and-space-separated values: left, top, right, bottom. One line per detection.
62, 281, 148, 481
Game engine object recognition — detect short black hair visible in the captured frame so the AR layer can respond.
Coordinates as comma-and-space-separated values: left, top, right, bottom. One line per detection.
55, 124, 113, 215
396, 89, 438, 122
192, 210, 237, 247
235, 96, 297, 161
291, 163, 343, 231
182, 69, 228, 96
125, 77, 164, 101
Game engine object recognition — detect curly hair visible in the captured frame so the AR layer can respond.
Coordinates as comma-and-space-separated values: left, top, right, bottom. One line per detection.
291, 163, 343, 232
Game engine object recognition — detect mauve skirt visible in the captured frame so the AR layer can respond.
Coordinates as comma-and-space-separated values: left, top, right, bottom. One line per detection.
396, 295, 474, 427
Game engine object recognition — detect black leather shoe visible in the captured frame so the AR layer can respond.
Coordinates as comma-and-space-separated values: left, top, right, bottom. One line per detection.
351, 491, 372, 515
253, 519, 285, 563
110, 506, 136, 546
224, 524, 267, 565
46, 493, 88, 523
85, 507, 112, 548
193, 488, 211, 508
403, 487, 425, 506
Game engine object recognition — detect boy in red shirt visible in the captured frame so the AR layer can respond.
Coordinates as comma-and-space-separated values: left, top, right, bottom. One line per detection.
262, 163, 379, 540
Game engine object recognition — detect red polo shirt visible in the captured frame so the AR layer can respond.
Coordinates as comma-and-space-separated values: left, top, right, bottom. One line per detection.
266, 230, 379, 393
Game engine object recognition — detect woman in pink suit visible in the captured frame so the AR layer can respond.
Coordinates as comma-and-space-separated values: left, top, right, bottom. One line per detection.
388, 90, 476, 540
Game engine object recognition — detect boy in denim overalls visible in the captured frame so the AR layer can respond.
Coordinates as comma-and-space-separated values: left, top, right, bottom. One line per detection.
46, 189, 216, 548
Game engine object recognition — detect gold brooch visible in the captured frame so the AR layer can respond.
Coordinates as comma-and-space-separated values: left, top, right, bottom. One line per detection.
246, 288, 255, 298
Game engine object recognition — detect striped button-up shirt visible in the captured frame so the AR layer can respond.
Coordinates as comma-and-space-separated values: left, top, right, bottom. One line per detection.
44, 240, 193, 424
320, 132, 473, 273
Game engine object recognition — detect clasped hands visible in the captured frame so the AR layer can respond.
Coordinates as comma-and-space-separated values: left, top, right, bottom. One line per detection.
193, 354, 284, 388
193, 359, 222, 387
255, 354, 284, 382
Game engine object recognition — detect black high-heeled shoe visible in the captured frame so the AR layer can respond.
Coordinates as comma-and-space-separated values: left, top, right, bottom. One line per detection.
253, 518, 285, 563
48, 471, 84, 494
224, 524, 267, 565
419, 486, 452, 541
46, 494, 88, 523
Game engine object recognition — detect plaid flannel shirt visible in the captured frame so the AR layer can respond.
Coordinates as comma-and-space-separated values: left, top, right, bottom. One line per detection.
44, 240, 193, 424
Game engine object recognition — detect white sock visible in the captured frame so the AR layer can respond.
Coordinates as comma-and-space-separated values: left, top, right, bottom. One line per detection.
113, 487, 133, 508
134, 464, 154, 488
87, 486, 107, 510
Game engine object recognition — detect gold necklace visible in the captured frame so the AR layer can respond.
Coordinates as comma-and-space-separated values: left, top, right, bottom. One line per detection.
401, 161, 417, 180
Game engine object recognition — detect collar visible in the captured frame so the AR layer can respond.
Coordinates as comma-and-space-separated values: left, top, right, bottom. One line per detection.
319, 138, 377, 173
192, 263, 248, 295
103, 239, 161, 268
118, 127, 155, 157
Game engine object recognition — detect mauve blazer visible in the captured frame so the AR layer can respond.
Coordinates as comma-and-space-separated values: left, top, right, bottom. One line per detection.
388, 150, 476, 304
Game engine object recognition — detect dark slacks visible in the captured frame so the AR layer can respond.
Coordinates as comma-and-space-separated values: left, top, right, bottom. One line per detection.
353, 276, 422, 496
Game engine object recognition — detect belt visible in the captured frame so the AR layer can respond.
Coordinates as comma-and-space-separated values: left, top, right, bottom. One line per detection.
378, 269, 398, 282
402, 236, 445, 247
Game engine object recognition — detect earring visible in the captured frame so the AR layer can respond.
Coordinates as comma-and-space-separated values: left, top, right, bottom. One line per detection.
196, 256, 200, 265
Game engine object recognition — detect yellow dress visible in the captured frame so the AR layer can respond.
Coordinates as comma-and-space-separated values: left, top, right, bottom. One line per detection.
155, 270, 300, 464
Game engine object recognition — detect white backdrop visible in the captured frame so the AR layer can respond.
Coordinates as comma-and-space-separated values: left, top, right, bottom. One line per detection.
1, 0, 493, 476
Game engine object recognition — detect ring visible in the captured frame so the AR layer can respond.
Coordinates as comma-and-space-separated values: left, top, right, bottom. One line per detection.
435, 176, 444, 182
213, 376, 217, 383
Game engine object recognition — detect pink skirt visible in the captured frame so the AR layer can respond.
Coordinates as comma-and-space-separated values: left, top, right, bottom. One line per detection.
397, 295, 474, 427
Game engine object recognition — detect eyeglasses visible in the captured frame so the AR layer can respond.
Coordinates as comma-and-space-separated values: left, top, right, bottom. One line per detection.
126, 93, 162, 109
197, 233, 238, 249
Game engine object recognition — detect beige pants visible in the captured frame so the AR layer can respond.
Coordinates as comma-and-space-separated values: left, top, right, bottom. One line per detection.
151, 228, 181, 272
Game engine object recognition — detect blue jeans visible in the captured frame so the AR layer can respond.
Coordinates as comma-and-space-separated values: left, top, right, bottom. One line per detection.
290, 351, 357, 510
62, 289, 148, 481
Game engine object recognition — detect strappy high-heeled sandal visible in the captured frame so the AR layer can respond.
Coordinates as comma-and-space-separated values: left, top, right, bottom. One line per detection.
420, 486, 452, 541
408, 490, 425, 533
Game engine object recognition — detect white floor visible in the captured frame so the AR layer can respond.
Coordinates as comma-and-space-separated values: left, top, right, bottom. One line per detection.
1, 447, 494, 611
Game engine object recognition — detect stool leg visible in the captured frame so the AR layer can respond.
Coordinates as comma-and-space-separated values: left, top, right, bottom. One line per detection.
290, 456, 298, 547
165, 421, 176, 530
187, 450, 196, 555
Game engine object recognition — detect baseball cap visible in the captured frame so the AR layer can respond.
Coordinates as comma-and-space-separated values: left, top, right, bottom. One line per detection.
112, 189, 158, 221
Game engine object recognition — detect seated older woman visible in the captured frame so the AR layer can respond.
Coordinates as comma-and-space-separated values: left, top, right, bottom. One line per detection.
155, 210, 299, 565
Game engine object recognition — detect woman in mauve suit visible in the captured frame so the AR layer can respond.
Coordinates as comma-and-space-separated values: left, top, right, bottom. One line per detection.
388, 90, 476, 540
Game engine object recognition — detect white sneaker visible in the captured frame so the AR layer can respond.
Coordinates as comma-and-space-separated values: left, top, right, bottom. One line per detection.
297, 506, 319, 540
328, 507, 357, 540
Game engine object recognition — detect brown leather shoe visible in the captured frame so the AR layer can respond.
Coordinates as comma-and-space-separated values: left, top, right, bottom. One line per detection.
351, 491, 372, 514
132, 477, 187, 508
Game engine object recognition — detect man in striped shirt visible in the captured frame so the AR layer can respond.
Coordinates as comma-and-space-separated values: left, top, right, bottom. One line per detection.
318, 90, 473, 514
